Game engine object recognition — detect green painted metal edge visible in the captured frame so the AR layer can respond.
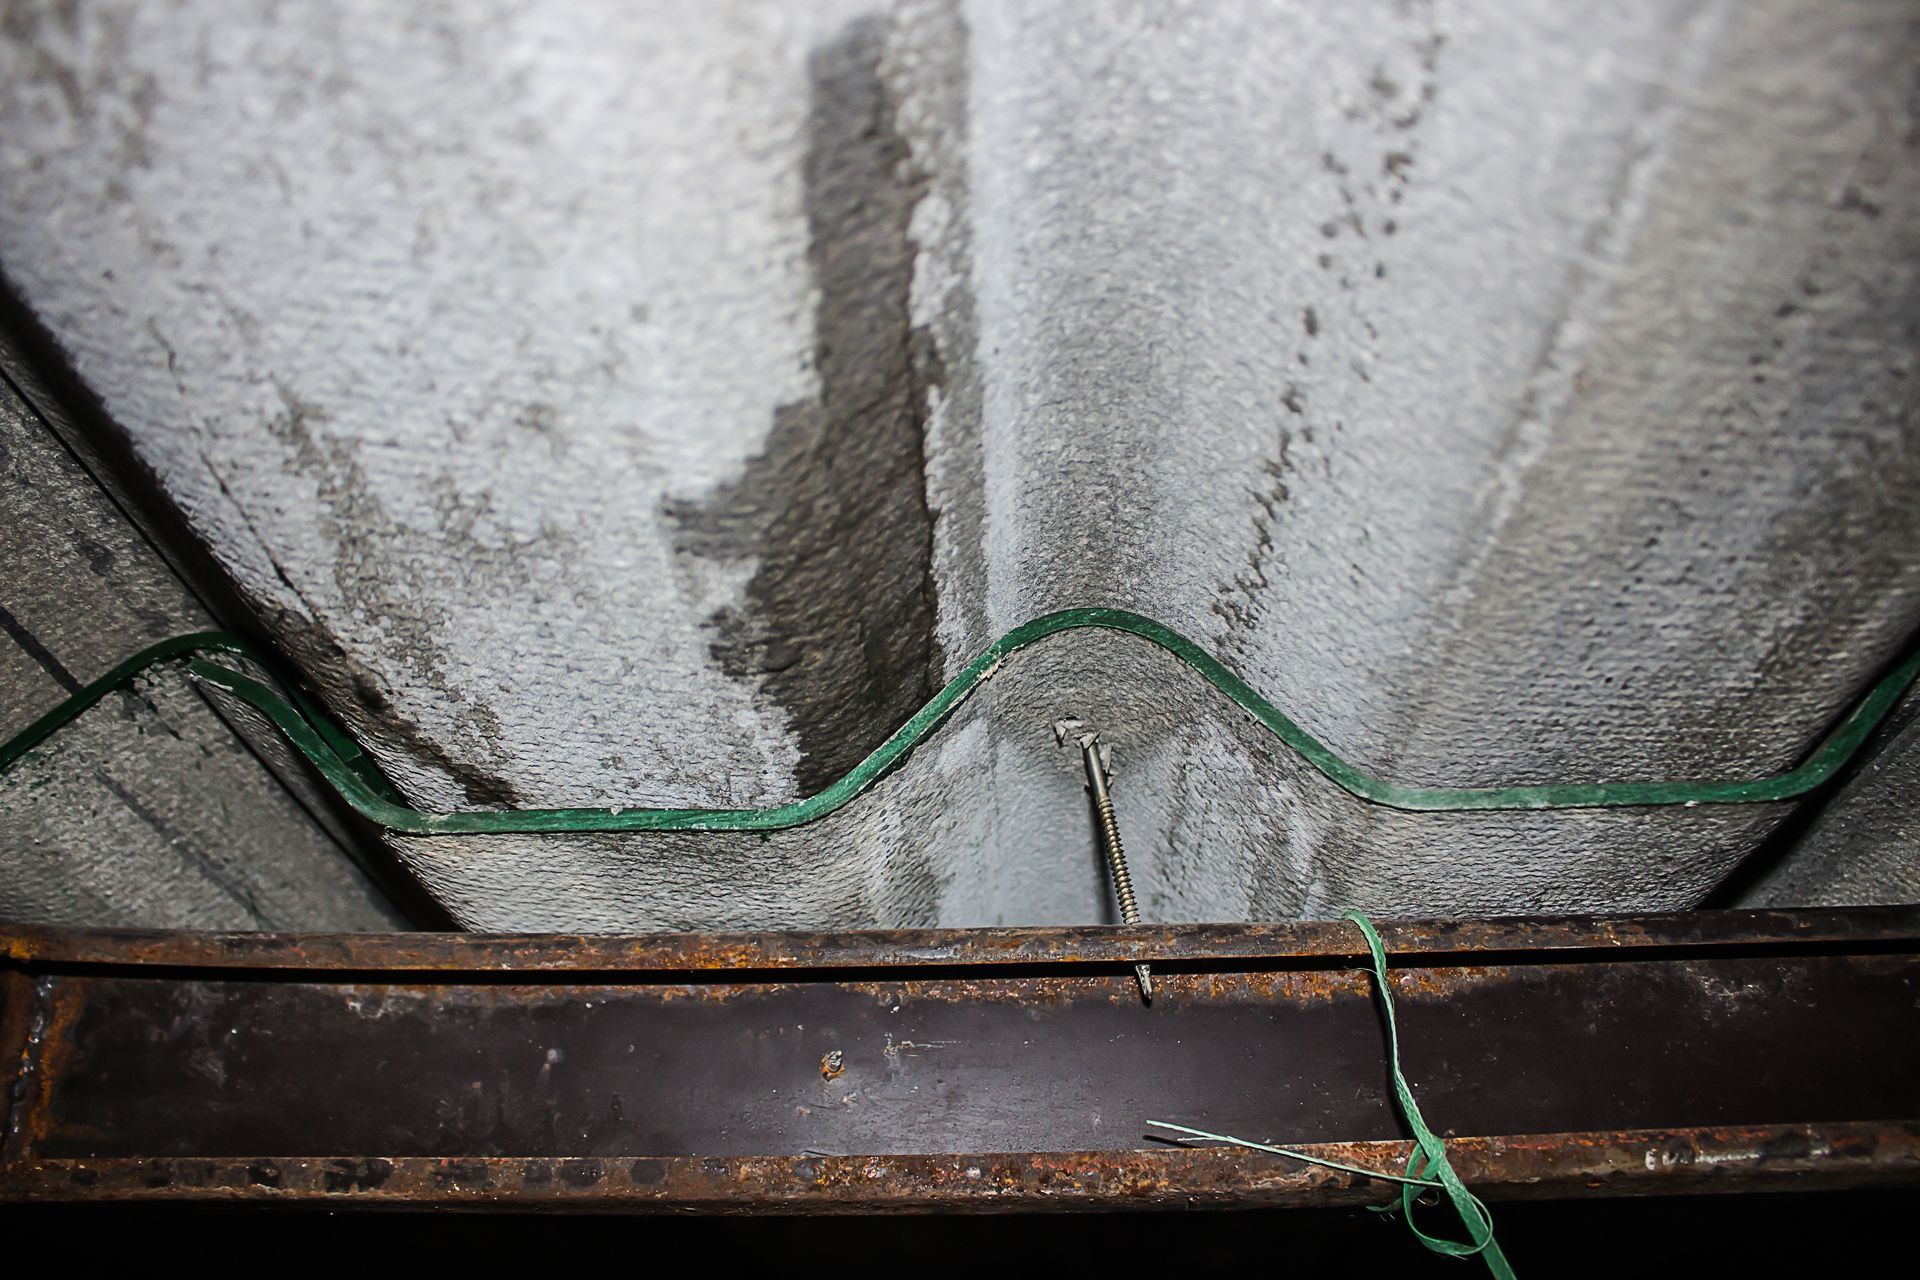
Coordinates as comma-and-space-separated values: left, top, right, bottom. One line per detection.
3, 608, 1916, 835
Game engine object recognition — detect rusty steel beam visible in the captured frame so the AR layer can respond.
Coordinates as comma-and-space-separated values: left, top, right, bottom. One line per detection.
3, 907, 1917, 1211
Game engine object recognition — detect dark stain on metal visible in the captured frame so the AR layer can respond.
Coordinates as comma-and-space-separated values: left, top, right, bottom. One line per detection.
321, 1158, 392, 1193
665, 16, 946, 796
558, 1159, 605, 1189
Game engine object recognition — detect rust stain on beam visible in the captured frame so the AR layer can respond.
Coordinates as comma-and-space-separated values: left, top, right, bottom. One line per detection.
6, 1123, 1914, 1211
4, 904, 1915, 974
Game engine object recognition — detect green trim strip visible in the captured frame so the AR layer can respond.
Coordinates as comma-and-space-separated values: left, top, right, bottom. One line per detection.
3, 607, 1915, 836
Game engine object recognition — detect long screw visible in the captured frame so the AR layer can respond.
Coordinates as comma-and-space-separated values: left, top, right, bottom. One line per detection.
1061, 726, 1153, 1002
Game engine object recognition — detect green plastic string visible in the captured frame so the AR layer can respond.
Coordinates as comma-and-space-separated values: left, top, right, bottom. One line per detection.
2, 607, 1915, 835
1149, 912, 1516, 1278
1346, 910, 1516, 1278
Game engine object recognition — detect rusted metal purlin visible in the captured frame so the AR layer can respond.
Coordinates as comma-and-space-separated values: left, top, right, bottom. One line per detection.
4, 903, 1912, 973
3, 907, 1917, 1211
6, 1123, 1916, 1212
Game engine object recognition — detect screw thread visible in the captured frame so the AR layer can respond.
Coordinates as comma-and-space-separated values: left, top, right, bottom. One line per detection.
1095, 794, 1142, 925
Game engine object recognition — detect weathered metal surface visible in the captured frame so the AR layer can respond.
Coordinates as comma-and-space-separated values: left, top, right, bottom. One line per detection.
6, 903, 1913, 972
3, 908, 1917, 1209
6, 1124, 1915, 1213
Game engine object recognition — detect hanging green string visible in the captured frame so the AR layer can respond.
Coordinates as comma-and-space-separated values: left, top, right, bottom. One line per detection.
1150, 911, 1515, 1277
3, 607, 1915, 835
1345, 910, 1516, 1277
